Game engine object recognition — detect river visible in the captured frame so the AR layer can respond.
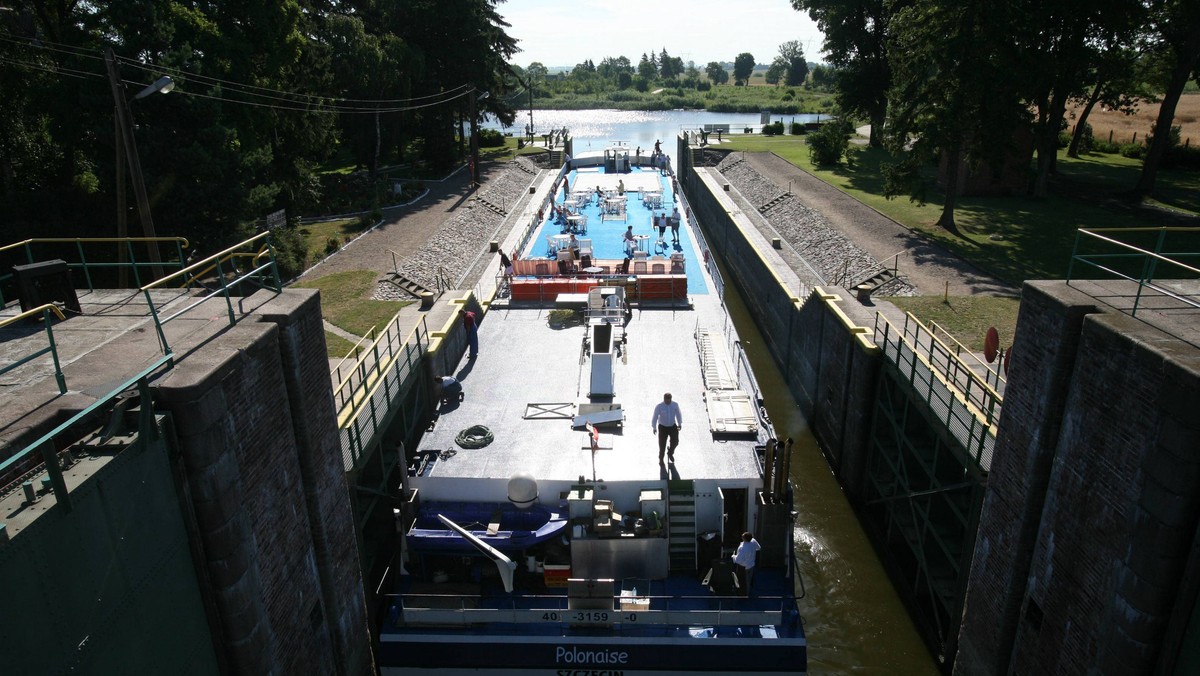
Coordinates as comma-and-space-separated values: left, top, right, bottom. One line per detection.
485, 108, 827, 155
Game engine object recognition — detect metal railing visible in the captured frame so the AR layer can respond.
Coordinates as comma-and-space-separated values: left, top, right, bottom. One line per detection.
335, 313, 430, 471
873, 312, 998, 471
386, 592, 791, 628
0, 236, 189, 304
1067, 227, 1200, 317
139, 232, 281, 355
0, 354, 173, 509
928, 320, 1006, 390
0, 304, 68, 394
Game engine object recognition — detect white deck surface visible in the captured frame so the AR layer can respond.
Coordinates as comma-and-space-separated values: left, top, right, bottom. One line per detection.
419, 296, 763, 485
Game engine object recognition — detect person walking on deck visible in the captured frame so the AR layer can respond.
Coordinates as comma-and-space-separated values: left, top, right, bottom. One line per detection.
651, 392, 682, 464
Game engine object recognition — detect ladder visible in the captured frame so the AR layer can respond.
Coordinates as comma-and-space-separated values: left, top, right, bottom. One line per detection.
668, 480, 696, 572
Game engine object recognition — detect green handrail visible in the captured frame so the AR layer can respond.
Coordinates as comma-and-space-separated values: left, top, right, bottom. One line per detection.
139, 232, 281, 355
0, 354, 174, 512
0, 237, 190, 304
0, 304, 68, 394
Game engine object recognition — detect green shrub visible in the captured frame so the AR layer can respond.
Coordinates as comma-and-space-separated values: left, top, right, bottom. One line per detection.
1057, 131, 1072, 148
1092, 140, 1120, 154
325, 236, 341, 255
807, 119, 853, 165
1119, 143, 1146, 159
478, 128, 505, 148
1163, 143, 1200, 170
790, 122, 805, 135
696, 81, 711, 92
762, 121, 785, 136
269, 225, 308, 280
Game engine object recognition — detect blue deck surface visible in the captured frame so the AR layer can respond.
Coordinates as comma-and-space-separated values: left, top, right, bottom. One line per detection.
523, 166, 709, 294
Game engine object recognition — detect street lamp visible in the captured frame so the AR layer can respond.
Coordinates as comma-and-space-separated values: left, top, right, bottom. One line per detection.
135, 75, 175, 100
104, 48, 170, 283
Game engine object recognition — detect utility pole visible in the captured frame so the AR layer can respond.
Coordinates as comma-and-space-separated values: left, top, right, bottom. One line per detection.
104, 47, 164, 280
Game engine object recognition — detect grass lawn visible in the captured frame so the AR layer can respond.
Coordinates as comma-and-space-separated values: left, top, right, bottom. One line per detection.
300, 218, 367, 264
889, 296, 1021, 352
324, 330, 359, 360
293, 269, 411, 338
480, 137, 551, 163
717, 136, 1200, 285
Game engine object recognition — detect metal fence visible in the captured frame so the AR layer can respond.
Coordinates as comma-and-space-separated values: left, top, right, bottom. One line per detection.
336, 314, 430, 471
1067, 226, 1200, 317
0, 236, 189, 305
874, 312, 998, 472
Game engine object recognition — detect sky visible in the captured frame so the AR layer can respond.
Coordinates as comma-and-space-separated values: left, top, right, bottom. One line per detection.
497, 0, 826, 70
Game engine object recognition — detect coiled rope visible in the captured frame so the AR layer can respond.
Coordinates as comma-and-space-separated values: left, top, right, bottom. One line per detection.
455, 425, 494, 449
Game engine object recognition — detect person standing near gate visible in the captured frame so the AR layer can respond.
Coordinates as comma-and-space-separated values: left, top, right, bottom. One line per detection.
650, 392, 682, 464
733, 531, 760, 596
460, 309, 478, 360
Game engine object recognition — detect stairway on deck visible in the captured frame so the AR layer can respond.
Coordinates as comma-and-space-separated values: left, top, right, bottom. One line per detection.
668, 480, 696, 572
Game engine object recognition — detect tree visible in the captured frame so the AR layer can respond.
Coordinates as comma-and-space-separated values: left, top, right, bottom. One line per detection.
705, 61, 729, 85
638, 53, 657, 79
811, 63, 837, 89
778, 40, 809, 86
733, 53, 755, 85
793, 0, 903, 148
884, 0, 1027, 232
1017, 0, 1146, 198
659, 48, 679, 78
1066, 46, 1156, 158
1135, 0, 1200, 197
766, 59, 786, 85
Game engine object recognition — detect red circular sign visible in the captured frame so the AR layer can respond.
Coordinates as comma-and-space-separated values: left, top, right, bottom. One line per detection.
984, 327, 999, 363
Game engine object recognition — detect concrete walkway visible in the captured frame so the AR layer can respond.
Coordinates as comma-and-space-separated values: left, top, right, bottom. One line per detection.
741, 152, 1018, 297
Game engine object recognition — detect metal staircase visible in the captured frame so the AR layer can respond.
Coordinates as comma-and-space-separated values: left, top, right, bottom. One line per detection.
379, 272, 436, 301
667, 480, 697, 571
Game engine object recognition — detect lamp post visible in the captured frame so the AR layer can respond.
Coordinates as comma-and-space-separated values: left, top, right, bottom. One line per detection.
104, 48, 171, 283
469, 89, 489, 189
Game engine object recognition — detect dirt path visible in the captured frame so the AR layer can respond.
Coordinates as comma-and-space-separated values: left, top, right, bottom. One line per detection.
742, 152, 1018, 297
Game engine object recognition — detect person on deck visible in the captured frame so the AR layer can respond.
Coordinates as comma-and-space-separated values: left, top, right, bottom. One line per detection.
459, 309, 478, 359
650, 392, 683, 464
435, 375, 463, 404
733, 532, 761, 596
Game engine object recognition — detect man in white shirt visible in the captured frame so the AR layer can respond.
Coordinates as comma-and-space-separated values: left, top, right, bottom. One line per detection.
733, 531, 761, 595
650, 392, 683, 464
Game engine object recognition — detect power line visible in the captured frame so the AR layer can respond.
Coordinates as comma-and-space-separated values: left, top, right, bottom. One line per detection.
118, 56, 474, 105
119, 77, 476, 114
1, 32, 477, 107
0, 55, 104, 80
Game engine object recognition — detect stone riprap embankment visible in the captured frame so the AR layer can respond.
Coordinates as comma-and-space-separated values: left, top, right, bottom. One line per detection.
716, 154, 915, 296
374, 157, 539, 300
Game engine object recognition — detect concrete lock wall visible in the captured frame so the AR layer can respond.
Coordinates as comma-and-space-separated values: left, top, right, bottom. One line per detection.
156, 289, 373, 676
0, 427, 220, 675
955, 281, 1200, 675
683, 168, 881, 501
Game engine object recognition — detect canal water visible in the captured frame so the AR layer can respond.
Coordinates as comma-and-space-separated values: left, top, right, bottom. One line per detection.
485, 108, 827, 155
715, 258, 939, 674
